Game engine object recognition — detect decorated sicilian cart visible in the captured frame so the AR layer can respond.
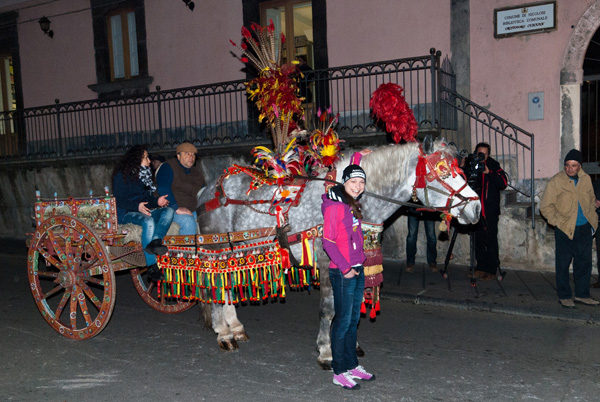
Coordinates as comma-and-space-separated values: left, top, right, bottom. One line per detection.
26, 186, 315, 340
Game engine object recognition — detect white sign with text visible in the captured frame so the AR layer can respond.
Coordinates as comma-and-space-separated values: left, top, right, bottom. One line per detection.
495, 2, 555, 37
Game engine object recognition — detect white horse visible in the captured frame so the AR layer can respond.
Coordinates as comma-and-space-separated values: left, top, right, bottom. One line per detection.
196, 137, 480, 368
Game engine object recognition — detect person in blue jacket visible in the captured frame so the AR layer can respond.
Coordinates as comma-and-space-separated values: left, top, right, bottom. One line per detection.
112, 145, 174, 282
322, 153, 375, 390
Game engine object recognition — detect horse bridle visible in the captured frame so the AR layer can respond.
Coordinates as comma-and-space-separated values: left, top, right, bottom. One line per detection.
412, 146, 479, 219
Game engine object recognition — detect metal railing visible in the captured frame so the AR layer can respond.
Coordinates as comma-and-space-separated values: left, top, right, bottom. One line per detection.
0, 50, 443, 160
0, 79, 264, 160
439, 86, 535, 226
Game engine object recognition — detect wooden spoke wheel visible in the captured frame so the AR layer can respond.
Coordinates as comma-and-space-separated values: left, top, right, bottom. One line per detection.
130, 268, 195, 313
27, 215, 116, 340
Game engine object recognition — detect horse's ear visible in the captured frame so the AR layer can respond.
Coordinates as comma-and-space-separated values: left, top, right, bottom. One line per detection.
423, 135, 434, 154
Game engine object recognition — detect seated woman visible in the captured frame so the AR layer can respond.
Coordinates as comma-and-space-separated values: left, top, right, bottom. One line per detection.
112, 145, 175, 282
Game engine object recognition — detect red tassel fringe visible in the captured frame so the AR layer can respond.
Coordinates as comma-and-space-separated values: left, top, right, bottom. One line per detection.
415, 156, 427, 188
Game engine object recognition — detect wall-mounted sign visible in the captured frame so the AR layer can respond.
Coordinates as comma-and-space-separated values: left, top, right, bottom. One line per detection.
494, 1, 556, 38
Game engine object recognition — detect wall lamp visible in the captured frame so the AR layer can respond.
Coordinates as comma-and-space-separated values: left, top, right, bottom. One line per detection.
182, 0, 195, 11
38, 16, 54, 38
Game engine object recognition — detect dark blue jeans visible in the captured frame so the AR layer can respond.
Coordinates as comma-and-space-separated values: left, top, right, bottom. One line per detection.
555, 223, 592, 299
406, 214, 437, 266
121, 207, 174, 266
329, 266, 365, 375
173, 211, 197, 236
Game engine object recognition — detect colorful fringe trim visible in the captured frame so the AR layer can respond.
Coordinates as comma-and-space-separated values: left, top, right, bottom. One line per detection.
157, 239, 287, 304
156, 238, 319, 304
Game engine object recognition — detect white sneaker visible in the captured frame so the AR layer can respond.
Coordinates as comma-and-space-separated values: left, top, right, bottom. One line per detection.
333, 372, 360, 390
347, 365, 376, 381
574, 297, 600, 306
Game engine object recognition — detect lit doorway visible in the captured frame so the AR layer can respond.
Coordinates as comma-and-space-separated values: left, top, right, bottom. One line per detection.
0, 54, 17, 155
260, 1, 313, 66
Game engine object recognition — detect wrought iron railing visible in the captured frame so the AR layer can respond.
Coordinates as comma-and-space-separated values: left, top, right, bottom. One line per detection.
0, 50, 443, 160
439, 86, 535, 226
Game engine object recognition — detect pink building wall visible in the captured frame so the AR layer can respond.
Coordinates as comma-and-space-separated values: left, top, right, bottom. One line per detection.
326, 0, 451, 66
144, 0, 245, 90
13, 0, 246, 109
470, 0, 595, 178
17, 0, 97, 108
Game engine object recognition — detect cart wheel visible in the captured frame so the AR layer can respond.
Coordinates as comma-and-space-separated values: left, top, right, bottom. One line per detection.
27, 216, 116, 340
130, 268, 195, 313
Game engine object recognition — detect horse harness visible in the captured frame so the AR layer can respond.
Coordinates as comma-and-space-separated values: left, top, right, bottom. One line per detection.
197, 146, 478, 228
411, 146, 479, 219
197, 164, 307, 227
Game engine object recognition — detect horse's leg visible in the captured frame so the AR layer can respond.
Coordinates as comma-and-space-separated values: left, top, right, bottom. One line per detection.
316, 265, 334, 370
209, 303, 238, 351
223, 295, 249, 342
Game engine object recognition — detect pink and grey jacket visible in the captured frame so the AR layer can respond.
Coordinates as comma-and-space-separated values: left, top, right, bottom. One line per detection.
321, 193, 366, 275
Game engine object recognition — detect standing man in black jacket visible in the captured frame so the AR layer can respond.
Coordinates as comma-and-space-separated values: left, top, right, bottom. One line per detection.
471, 142, 508, 280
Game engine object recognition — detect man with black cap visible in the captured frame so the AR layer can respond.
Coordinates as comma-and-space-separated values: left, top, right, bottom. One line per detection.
541, 149, 599, 308
156, 142, 205, 236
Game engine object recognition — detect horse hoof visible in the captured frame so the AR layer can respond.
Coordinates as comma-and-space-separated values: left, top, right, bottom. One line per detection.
218, 338, 239, 351
356, 345, 365, 357
317, 359, 332, 371
233, 331, 249, 342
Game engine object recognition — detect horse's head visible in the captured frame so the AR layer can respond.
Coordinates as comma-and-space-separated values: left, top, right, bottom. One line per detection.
412, 137, 481, 225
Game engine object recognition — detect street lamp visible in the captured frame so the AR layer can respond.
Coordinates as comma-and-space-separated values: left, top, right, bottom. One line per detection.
38, 17, 54, 38
182, 0, 195, 11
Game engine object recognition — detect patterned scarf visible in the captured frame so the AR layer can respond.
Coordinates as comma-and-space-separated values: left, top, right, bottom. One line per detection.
139, 165, 156, 192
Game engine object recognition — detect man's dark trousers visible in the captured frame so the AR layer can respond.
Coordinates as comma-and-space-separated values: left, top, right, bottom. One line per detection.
555, 223, 593, 300
474, 214, 499, 274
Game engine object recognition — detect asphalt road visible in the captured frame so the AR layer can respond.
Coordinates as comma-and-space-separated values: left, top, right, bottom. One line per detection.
3, 253, 600, 402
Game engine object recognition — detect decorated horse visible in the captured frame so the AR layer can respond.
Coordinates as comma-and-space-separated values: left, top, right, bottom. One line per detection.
196, 135, 480, 369
181, 22, 481, 369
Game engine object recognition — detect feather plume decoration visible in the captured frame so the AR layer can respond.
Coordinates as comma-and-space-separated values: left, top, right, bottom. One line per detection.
231, 20, 303, 153
370, 83, 418, 143
306, 110, 343, 168
232, 24, 343, 179
252, 142, 301, 178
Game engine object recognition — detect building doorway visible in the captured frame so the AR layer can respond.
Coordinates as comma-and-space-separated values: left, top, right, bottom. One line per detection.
581, 27, 600, 176
0, 53, 17, 156
260, 0, 313, 66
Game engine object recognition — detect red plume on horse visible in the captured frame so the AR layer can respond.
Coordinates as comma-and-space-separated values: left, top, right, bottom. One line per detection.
370, 82, 419, 144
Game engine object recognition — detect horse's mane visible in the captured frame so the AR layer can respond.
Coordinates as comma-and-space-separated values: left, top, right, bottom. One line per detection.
336, 138, 457, 195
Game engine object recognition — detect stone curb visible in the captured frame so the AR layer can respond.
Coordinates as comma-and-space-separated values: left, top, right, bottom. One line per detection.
381, 289, 600, 325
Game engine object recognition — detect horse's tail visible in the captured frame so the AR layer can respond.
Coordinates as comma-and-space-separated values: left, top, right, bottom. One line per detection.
200, 303, 212, 329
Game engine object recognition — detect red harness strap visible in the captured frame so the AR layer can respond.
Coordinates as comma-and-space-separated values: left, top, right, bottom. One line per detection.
413, 146, 478, 215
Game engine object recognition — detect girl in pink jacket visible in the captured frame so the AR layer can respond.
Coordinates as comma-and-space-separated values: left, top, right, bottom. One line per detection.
321, 155, 376, 390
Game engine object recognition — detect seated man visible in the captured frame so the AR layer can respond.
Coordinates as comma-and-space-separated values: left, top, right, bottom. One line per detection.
156, 143, 205, 236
